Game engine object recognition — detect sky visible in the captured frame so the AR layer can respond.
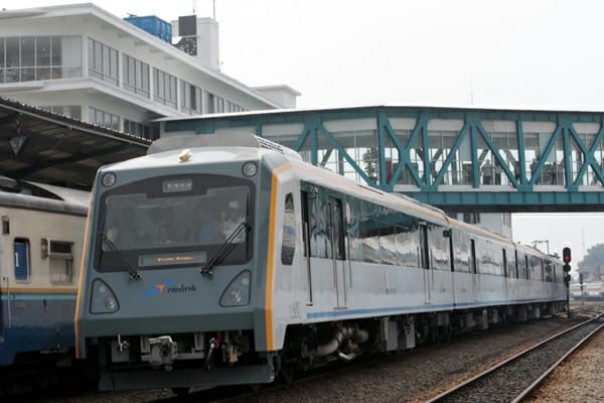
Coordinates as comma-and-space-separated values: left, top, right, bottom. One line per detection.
4, 0, 604, 264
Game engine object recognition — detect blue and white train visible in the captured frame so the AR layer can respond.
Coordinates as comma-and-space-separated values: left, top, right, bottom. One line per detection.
0, 177, 88, 392
75, 133, 566, 392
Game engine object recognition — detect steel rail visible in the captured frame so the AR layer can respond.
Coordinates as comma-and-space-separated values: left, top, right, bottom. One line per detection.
512, 317, 604, 403
425, 313, 604, 403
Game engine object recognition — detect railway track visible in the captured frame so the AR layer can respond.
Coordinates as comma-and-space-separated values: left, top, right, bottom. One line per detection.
21, 305, 603, 403
425, 313, 604, 403
153, 356, 379, 403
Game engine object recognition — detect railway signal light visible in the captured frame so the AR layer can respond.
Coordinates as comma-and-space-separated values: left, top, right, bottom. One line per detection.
562, 247, 571, 264
564, 273, 571, 285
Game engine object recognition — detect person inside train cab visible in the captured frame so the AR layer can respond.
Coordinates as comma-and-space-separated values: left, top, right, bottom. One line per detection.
195, 203, 220, 244
481, 159, 494, 185
120, 207, 148, 246
221, 201, 245, 242
156, 221, 174, 245
105, 208, 146, 248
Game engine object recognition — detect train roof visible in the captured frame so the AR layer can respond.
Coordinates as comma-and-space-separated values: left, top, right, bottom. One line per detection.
148, 133, 302, 161
0, 176, 89, 215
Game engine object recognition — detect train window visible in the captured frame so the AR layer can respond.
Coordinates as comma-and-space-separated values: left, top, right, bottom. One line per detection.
346, 200, 363, 262
507, 249, 517, 278
517, 255, 528, 279
393, 224, 420, 268
328, 197, 345, 260
544, 262, 554, 282
477, 240, 502, 276
301, 191, 310, 258
309, 196, 328, 259
14, 238, 30, 281
451, 230, 470, 273
281, 193, 296, 266
95, 174, 255, 272
49, 241, 74, 283
428, 224, 449, 271
360, 215, 380, 264
528, 256, 543, 281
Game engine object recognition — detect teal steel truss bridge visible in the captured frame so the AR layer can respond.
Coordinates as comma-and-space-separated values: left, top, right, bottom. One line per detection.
162, 106, 604, 212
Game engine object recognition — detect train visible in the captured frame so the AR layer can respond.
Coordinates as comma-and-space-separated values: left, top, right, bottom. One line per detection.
0, 176, 88, 393
570, 281, 604, 300
75, 132, 567, 392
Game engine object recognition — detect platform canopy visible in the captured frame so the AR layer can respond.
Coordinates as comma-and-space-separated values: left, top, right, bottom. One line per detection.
0, 97, 149, 189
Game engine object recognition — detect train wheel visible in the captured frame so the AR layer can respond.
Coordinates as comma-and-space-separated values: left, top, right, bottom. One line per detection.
279, 365, 295, 385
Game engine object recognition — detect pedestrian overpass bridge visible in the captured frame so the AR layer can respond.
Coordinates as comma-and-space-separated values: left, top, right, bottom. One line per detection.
160, 105, 604, 213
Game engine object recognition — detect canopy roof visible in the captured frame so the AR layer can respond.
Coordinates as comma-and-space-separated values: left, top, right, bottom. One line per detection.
0, 97, 149, 189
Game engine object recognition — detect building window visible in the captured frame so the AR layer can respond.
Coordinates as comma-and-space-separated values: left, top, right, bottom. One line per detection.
39, 105, 81, 120
123, 54, 150, 98
502, 213, 511, 227
124, 119, 159, 140
89, 107, 120, 131
153, 68, 177, 109
87, 38, 118, 86
216, 96, 225, 113
0, 36, 82, 83
205, 91, 226, 114
180, 80, 202, 115
463, 212, 480, 224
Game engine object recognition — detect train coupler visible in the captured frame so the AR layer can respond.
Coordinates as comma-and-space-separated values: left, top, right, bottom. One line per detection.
147, 335, 178, 371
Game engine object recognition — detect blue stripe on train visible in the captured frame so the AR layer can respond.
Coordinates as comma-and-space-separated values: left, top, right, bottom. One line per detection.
306, 298, 559, 319
0, 293, 76, 366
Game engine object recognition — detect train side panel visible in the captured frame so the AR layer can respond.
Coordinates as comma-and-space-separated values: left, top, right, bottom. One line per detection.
0, 207, 85, 366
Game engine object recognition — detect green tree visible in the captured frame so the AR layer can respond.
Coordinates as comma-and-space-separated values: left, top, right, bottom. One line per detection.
578, 243, 604, 270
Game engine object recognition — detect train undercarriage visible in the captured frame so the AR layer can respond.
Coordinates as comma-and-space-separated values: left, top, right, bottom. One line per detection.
96, 301, 565, 391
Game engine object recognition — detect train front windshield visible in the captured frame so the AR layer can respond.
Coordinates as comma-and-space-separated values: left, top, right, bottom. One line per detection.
94, 174, 254, 272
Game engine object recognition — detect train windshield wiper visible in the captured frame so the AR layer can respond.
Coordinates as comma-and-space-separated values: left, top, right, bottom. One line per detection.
200, 222, 249, 278
99, 231, 141, 280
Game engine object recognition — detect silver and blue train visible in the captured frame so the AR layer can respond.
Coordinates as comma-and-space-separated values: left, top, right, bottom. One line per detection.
75, 132, 567, 391
0, 178, 88, 391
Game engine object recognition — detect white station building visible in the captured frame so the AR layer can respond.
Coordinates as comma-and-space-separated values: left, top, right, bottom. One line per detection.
0, 3, 299, 139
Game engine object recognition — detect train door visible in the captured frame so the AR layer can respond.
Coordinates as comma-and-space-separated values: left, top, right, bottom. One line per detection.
327, 197, 347, 309
470, 239, 478, 301
301, 190, 313, 306
419, 223, 431, 304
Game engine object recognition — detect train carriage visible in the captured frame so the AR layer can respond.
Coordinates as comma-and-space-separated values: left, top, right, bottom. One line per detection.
75, 132, 566, 391
0, 178, 88, 391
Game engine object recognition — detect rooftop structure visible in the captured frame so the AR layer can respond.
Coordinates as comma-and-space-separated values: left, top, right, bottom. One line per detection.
0, 3, 299, 140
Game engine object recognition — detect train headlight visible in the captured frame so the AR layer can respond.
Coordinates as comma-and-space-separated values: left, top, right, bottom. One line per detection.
220, 271, 251, 307
101, 172, 117, 188
242, 162, 258, 177
90, 279, 120, 314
